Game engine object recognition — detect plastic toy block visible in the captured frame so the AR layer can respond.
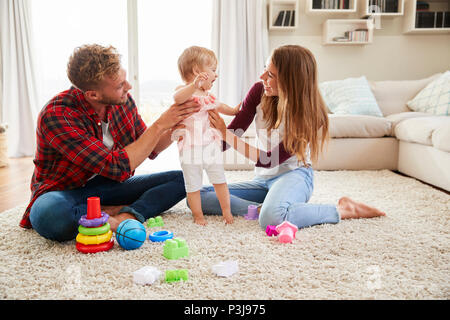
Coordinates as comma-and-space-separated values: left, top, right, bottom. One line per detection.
275, 221, 298, 243
265, 225, 279, 237
165, 269, 188, 283
133, 266, 162, 285
212, 260, 239, 277
244, 204, 258, 220
147, 216, 164, 228
163, 238, 189, 260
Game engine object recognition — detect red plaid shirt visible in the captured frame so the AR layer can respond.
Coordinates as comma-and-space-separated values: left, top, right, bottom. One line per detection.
20, 87, 157, 228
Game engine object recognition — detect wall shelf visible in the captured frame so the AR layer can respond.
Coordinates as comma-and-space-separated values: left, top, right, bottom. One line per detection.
403, 0, 450, 34
323, 19, 374, 45
306, 0, 357, 15
360, 0, 405, 17
269, 0, 299, 30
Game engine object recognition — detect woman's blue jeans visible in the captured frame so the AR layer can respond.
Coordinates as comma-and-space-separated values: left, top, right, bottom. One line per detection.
29, 170, 186, 241
200, 167, 340, 230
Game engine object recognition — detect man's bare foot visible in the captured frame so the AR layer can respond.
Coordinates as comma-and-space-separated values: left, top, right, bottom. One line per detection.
222, 212, 234, 224
102, 205, 127, 217
108, 212, 137, 232
338, 197, 386, 220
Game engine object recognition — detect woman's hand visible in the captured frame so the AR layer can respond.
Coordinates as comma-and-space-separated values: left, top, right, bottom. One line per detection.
155, 98, 200, 131
208, 109, 227, 138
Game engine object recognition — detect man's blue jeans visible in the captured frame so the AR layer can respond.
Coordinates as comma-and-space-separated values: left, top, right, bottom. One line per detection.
200, 167, 340, 230
29, 170, 186, 241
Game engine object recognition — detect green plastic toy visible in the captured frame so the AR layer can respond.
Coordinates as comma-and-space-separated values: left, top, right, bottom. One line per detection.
147, 216, 164, 228
163, 238, 189, 260
165, 269, 188, 283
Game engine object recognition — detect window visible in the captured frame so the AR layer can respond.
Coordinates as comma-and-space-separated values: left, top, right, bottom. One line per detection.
31, 0, 128, 108
136, 0, 212, 123
31, 0, 212, 124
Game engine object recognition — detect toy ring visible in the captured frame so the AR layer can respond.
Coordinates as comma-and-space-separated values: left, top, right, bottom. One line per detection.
76, 239, 114, 254
78, 223, 110, 236
78, 212, 109, 228
148, 230, 174, 242
76, 229, 113, 245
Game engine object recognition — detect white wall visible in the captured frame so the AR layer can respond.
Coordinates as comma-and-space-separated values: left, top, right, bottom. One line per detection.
268, 1, 450, 82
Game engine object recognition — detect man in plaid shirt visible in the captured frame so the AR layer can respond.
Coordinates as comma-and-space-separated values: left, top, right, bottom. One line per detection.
20, 44, 200, 241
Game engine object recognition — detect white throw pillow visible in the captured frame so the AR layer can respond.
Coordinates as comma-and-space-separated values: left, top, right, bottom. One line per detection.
320, 76, 383, 117
407, 71, 450, 116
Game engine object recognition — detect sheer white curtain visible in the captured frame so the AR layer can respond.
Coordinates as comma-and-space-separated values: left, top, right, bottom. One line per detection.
0, 0, 39, 157
212, 0, 269, 106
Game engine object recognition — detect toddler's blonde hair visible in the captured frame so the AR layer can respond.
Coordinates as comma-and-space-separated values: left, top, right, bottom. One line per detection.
177, 46, 217, 83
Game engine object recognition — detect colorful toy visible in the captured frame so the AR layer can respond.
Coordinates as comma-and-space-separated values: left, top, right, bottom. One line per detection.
76, 240, 114, 254
75, 197, 114, 254
163, 238, 189, 260
76, 229, 113, 245
78, 213, 109, 227
212, 260, 239, 277
148, 230, 174, 242
265, 225, 279, 237
133, 266, 162, 285
275, 221, 298, 243
78, 222, 110, 236
147, 216, 164, 228
165, 269, 188, 283
115, 219, 146, 250
244, 204, 259, 220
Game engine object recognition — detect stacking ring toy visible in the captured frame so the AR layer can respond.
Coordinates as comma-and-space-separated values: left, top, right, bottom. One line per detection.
76, 229, 113, 245
76, 239, 114, 254
78, 212, 109, 227
78, 223, 110, 236
148, 230, 174, 242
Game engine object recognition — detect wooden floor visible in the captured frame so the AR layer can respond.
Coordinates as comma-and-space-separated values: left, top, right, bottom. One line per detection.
0, 157, 34, 212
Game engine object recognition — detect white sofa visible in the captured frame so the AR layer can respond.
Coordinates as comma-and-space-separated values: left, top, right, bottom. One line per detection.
223, 73, 450, 192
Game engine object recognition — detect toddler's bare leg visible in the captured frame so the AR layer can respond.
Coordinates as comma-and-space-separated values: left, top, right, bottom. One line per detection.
187, 191, 207, 225
213, 183, 234, 224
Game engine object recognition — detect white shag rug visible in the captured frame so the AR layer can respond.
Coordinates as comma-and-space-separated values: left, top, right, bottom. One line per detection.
0, 170, 449, 300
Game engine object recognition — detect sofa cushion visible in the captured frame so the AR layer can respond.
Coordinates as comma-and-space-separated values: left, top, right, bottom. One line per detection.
432, 123, 450, 152
385, 111, 430, 136
369, 73, 441, 116
320, 76, 383, 117
394, 116, 450, 147
407, 71, 450, 116
329, 114, 392, 138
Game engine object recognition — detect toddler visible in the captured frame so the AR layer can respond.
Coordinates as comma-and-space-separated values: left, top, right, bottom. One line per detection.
173, 46, 240, 225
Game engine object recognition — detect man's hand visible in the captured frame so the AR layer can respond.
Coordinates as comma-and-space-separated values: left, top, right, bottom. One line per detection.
155, 98, 201, 131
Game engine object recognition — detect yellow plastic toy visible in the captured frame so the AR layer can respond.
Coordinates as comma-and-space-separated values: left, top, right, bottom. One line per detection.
76, 229, 113, 245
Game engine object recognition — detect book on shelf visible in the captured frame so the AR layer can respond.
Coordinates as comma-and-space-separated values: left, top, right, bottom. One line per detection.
274, 10, 285, 26
415, 11, 450, 28
284, 10, 292, 26
368, 0, 398, 13
274, 10, 296, 27
313, 0, 350, 10
343, 29, 369, 42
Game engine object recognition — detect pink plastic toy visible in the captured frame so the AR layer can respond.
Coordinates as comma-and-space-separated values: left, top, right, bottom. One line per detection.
244, 205, 258, 220
265, 225, 279, 237
275, 221, 298, 243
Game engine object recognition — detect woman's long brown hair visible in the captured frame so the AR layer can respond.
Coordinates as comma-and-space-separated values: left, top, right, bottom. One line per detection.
260, 45, 329, 165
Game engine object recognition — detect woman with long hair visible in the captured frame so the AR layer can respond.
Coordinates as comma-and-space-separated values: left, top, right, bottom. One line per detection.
202, 45, 385, 229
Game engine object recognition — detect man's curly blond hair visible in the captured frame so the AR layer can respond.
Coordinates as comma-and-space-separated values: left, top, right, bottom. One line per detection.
67, 44, 121, 91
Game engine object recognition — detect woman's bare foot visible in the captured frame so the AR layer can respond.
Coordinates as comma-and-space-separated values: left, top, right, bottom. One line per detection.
108, 212, 137, 232
337, 197, 386, 220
